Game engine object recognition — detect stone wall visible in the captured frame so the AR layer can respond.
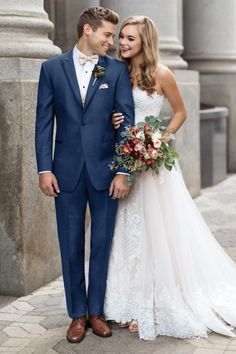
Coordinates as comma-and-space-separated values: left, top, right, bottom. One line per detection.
0, 0, 61, 296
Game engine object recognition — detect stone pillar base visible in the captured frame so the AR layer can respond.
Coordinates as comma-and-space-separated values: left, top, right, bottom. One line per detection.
200, 107, 228, 188
0, 58, 61, 296
200, 74, 236, 172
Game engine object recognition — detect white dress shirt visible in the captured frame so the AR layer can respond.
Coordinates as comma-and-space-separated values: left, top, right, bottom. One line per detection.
73, 45, 98, 106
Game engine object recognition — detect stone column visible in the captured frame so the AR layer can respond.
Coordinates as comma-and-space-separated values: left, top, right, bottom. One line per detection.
45, 0, 100, 52
183, 0, 236, 171
101, 0, 187, 69
177, 0, 183, 45
44, 0, 56, 42
0, 0, 61, 296
101, 0, 201, 196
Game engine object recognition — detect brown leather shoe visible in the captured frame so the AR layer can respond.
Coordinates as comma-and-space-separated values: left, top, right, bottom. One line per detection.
66, 316, 87, 343
88, 315, 112, 337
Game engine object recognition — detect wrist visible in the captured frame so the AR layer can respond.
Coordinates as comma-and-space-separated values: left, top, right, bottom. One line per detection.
164, 127, 174, 134
162, 127, 174, 142
116, 174, 128, 179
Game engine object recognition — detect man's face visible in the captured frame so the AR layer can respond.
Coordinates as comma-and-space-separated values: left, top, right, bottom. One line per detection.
87, 20, 116, 56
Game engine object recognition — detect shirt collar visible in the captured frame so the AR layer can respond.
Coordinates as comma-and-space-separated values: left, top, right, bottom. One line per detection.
73, 45, 99, 65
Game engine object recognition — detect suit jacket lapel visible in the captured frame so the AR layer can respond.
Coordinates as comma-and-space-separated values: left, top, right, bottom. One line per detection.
61, 49, 83, 107
83, 56, 108, 111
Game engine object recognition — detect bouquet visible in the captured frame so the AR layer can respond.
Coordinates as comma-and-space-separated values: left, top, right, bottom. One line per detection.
109, 115, 179, 180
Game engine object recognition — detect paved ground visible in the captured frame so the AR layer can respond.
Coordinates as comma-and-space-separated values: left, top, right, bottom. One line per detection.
0, 175, 236, 354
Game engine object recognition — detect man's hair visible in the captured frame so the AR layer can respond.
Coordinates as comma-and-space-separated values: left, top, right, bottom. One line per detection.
77, 6, 119, 38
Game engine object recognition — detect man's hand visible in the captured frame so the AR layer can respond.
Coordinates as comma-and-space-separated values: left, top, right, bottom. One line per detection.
39, 172, 60, 197
112, 112, 124, 129
109, 174, 129, 199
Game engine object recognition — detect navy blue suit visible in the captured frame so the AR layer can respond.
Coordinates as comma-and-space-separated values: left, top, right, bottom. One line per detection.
35, 49, 134, 318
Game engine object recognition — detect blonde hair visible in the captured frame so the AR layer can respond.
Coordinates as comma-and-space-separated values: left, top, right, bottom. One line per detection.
118, 16, 159, 95
77, 6, 119, 39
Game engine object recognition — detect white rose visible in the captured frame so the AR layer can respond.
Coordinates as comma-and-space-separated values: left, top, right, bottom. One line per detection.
152, 131, 162, 141
136, 131, 145, 140
151, 150, 158, 159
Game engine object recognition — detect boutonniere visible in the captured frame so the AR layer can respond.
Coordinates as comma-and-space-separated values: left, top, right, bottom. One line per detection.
92, 65, 105, 86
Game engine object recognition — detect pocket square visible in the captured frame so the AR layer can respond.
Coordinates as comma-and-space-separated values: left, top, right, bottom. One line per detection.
99, 83, 109, 89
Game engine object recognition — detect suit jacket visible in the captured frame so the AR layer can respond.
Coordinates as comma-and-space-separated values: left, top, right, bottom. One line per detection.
35, 49, 135, 191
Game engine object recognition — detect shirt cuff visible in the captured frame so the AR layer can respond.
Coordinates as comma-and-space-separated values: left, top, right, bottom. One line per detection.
116, 172, 130, 176
39, 171, 51, 174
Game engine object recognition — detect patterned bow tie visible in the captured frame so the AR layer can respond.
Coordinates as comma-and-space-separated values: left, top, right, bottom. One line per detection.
78, 53, 98, 65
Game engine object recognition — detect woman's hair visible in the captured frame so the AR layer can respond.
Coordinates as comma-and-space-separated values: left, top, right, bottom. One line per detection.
77, 6, 119, 39
118, 16, 159, 95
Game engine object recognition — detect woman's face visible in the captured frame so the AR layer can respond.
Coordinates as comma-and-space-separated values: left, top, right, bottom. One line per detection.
119, 24, 142, 59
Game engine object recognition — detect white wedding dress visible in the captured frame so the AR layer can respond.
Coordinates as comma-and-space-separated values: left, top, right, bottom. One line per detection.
104, 87, 236, 340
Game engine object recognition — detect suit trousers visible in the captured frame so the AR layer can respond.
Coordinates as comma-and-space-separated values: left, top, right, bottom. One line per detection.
55, 164, 118, 318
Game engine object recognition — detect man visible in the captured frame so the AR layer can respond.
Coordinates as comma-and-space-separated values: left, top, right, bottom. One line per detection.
35, 6, 134, 344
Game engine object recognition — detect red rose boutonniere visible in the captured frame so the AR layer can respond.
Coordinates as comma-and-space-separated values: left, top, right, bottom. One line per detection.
92, 65, 106, 86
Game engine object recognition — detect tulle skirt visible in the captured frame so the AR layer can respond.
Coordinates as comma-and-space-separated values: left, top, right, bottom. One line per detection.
104, 163, 236, 340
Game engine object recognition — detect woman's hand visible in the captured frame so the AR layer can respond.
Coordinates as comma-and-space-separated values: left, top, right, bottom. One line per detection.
161, 127, 173, 144
161, 132, 170, 144
112, 112, 124, 129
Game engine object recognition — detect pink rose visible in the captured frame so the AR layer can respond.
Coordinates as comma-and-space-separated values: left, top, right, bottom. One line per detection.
147, 146, 154, 155
153, 139, 162, 148
145, 159, 155, 166
144, 124, 152, 132
132, 126, 140, 133
131, 137, 139, 145
134, 143, 143, 152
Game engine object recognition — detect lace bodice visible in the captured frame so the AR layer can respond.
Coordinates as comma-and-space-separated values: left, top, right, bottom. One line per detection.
133, 87, 165, 124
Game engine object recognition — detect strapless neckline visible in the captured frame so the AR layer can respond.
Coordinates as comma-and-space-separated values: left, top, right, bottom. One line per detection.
132, 86, 165, 99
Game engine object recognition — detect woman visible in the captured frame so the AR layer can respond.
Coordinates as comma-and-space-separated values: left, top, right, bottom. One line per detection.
104, 16, 236, 340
